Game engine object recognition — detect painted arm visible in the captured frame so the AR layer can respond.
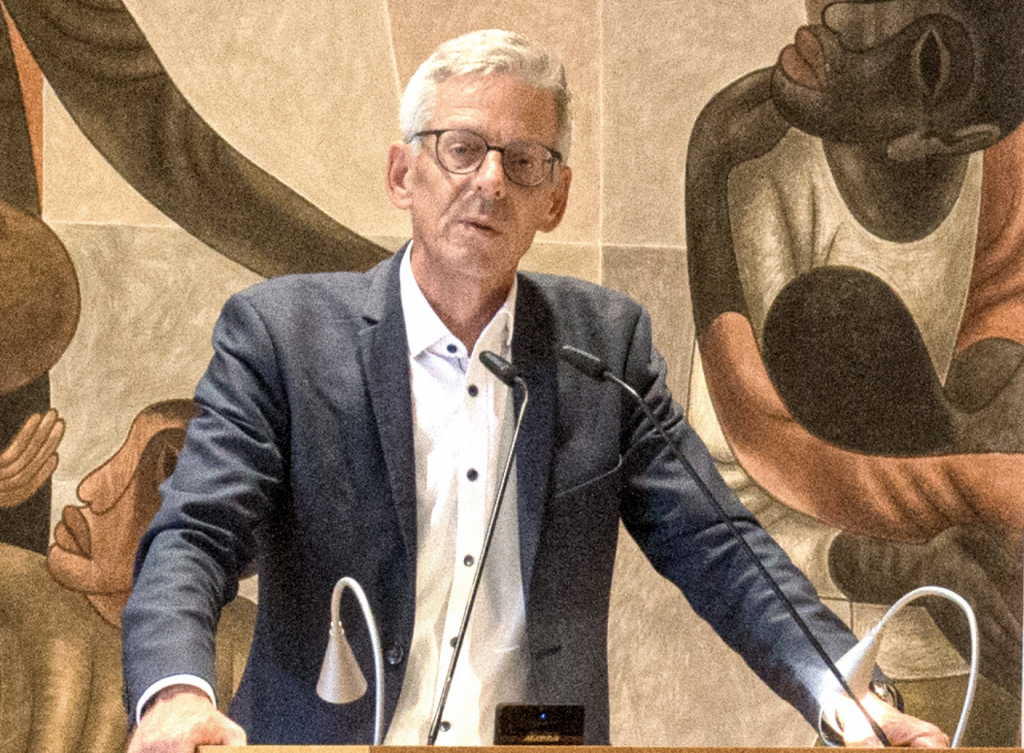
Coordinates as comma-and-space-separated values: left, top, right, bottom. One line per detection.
700, 312, 1023, 539
2, 0, 388, 278
686, 68, 789, 336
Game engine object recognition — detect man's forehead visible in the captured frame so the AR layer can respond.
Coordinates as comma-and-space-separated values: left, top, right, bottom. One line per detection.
429, 73, 560, 138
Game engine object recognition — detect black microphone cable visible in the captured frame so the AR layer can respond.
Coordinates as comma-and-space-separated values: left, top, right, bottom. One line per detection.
559, 344, 890, 747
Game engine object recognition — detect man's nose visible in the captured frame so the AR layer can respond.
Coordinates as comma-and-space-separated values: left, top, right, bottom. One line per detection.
473, 149, 507, 199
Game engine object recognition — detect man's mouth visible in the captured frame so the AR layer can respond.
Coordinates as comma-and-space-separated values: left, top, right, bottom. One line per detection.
53, 505, 92, 559
779, 26, 827, 90
460, 217, 500, 234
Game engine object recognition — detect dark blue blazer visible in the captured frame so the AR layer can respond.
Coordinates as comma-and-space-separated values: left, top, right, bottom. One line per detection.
123, 247, 857, 744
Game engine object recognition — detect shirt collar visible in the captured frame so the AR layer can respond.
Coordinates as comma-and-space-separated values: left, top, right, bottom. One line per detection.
400, 244, 517, 360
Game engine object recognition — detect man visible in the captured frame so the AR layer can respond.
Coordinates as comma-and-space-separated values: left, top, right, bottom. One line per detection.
122, 29, 946, 751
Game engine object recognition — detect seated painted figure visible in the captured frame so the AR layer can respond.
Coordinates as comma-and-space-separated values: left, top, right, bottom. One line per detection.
685, 0, 1024, 736
0, 400, 255, 753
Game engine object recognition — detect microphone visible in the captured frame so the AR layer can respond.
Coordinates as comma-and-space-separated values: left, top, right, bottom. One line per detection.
426, 351, 529, 745
558, 344, 891, 747
479, 350, 520, 386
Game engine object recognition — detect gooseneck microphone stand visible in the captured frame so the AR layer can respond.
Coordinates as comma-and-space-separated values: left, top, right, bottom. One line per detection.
559, 344, 891, 747
425, 351, 529, 745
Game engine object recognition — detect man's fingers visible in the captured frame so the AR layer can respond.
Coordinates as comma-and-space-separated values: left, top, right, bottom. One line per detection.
127, 686, 247, 753
835, 693, 950, 748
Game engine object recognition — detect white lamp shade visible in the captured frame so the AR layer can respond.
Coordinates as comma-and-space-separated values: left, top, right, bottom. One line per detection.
833, 627, 881, 701
317, 622, 368, 704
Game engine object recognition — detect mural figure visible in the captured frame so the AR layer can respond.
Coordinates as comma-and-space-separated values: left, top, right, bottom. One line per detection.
48, 400, 198, 627
0, 0, 392, 550
0, 0, 391, 550
686, 0, 1024, 742
0, 399, 255, 753
0, 7, 77, 553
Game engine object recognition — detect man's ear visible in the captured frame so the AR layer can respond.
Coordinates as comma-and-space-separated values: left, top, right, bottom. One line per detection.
887, 124, 1002, 162
386, 141, 414, 210
539, 165, 572, 233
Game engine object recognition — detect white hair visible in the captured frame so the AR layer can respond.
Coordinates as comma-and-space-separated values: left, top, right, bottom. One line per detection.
399, 29, 573, 161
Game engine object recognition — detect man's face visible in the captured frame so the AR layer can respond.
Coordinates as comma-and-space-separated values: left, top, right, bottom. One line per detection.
47, 413, 177, 595
387, 74, 571, 292
771, 0, 979, 144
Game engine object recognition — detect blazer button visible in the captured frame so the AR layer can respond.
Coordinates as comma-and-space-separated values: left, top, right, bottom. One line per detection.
386, 645, 405, 666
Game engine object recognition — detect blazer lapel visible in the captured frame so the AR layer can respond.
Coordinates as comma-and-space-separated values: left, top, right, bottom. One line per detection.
358, 246, 418, 563
511, 275, 558, 605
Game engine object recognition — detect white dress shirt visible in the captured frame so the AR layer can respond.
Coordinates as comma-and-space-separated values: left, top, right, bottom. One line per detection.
387, 248, 528, 744
137, 249, 530, 744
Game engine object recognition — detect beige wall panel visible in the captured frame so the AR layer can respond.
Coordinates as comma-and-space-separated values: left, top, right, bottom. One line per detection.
602, 242, 817, 746
45, 0, 408, 240
603, 243, 692, 400
519, 241, 601, 284
387, 0, 601, 246
601, 0, 805, 247
608, 532, 814, 746
47, 223, 260, 533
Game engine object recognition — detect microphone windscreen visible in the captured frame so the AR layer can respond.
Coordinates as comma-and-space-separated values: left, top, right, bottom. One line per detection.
479, 351, 520, 386
559, 345, 609, 380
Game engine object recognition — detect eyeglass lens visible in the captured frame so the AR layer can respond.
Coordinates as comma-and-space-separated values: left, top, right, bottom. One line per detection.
434, 130, 555, 186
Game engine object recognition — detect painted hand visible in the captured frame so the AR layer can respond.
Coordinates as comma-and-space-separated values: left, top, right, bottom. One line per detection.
0, 409, 64, 509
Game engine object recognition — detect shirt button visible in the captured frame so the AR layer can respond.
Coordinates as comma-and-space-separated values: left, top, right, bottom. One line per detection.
385, 645, 405, 666
468, 384, 479, 397
464, 554, 475, 566
440, 721, 451, 733
446, 343, 457, 354
466, 468, 478, 481
450, 636, 458, 648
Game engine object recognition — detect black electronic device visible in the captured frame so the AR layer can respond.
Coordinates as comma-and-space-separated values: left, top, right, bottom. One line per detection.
494, 704, 585, 745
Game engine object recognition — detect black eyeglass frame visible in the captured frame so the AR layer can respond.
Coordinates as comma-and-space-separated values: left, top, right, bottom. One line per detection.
414, 129, 563, 187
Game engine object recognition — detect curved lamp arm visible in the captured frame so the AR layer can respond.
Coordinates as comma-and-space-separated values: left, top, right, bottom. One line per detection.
316, 576, 385, 745
820, 586, 978, 747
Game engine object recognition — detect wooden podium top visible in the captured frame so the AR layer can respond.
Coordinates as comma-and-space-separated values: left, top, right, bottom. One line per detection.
199, 747, 1018, 752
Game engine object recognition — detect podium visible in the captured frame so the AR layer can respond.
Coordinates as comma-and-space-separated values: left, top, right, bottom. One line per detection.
198, 748, 1020, 752
199, 749, 813, 752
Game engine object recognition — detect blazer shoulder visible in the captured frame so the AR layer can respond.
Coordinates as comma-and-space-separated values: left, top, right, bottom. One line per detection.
518, 270, 646, 326
228, 252, 399, 322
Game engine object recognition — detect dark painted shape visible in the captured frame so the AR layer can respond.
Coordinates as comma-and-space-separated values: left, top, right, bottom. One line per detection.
0, 377, 51, 553
762, 266, 954, 455
0, 9, 51, 553
2, 0, 390, 279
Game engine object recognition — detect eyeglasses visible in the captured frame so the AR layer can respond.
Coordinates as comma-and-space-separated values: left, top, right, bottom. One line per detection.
415, 129, 562, 187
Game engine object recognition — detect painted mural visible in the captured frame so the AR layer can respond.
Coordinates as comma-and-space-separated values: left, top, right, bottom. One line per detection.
0, 0, 1020, 750
686, 0, 1023, 745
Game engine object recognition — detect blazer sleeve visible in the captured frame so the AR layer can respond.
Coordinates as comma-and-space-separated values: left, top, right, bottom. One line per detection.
615, 306, 859, 727
121, 290, 289, 716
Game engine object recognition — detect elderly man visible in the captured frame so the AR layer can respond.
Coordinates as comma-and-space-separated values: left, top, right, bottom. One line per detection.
122, 29, 946, 751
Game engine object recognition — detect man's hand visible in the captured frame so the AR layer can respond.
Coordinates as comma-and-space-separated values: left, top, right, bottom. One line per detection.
127, 685, 246, 753
0, 409, 64, 508
834, 692, 949, 747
